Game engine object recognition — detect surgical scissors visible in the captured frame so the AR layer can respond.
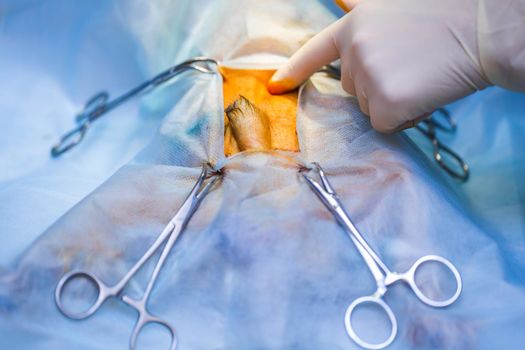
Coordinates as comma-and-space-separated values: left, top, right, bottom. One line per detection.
301, 163, 462, 349
51, 57, 218, 158
55, 164, 221, 350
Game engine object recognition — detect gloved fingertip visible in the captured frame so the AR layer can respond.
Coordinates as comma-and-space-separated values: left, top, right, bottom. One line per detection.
334, 0, 351, 12
267, 75, 299, 95
369, 113, 400, 134
334, 0, 360, 12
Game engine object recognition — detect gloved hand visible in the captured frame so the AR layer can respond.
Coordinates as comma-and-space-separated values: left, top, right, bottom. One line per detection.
268, 0, 525, 133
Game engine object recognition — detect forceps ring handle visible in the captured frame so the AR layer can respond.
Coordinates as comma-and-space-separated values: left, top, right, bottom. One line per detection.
50, 123, 89, 157
404, 255, 462, 308
51, 92, 108, 157
432, 139, 470, 182
345, 296, 397, 350
55, 270, 114, 320
127, 308, 178, 350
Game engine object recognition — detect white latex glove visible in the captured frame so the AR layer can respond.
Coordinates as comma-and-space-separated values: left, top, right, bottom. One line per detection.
478, 0, 525, 91
268, 0, 525, 133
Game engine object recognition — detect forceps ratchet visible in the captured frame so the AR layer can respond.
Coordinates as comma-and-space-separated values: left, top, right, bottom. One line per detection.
55, 164, 221, 350
301, 163, 462, 349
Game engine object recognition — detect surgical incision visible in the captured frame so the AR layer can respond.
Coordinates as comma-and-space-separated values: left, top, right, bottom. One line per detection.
221, 67, 299, 156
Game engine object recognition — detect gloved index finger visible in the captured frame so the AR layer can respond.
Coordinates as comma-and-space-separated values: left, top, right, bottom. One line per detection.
267, 19, 342, 94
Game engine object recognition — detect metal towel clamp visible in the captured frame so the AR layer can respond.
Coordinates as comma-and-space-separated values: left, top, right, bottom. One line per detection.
415, 109, 470, 182
51, 57, 219, 157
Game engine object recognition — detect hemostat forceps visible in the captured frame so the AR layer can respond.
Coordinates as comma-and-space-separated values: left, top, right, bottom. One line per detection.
55, 164, 221, 350
301, 163, 462, 349
51, 57, 218, 157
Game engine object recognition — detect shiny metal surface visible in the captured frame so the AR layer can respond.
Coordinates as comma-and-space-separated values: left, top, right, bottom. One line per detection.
51, 57, 218, 157
302, 163, 462, 349
55, 164, 221, 350
415, 109, 470, 181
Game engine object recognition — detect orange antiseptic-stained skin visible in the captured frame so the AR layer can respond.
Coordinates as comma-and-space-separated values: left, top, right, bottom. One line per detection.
220, 66, 299, 156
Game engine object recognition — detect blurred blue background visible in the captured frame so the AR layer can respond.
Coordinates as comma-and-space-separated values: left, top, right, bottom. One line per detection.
0, 0, 523, 276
